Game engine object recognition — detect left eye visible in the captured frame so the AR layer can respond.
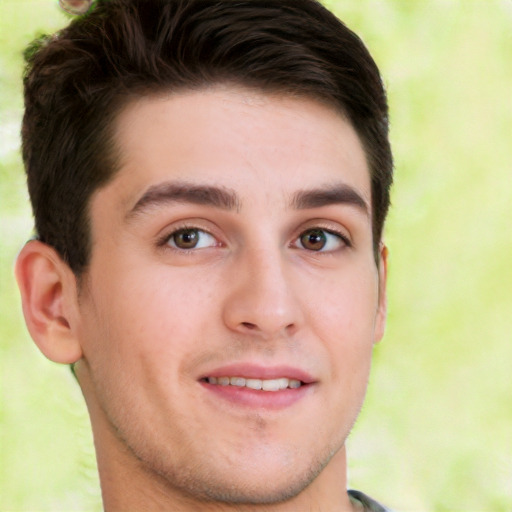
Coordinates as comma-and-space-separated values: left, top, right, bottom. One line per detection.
166, 228, 217, 250
295, 228, 347, 252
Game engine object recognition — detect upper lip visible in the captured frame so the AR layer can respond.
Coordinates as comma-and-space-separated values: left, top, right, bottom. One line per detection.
200, 363, 316, 384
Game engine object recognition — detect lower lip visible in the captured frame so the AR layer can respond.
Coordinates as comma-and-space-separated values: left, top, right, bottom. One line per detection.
200, 381, 312, 409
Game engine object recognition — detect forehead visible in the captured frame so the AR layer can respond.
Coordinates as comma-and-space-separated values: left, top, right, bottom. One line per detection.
103, 86, 371, 215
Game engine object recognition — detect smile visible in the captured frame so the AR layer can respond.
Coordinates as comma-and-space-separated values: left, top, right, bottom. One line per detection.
204, 376, 302, 391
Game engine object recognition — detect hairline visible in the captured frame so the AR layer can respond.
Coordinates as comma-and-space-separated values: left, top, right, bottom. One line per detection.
81, 81, 379, 276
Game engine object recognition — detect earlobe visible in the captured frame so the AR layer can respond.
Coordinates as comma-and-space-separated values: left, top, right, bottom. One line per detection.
15, 240, 83, 364
374, 243, 388, 344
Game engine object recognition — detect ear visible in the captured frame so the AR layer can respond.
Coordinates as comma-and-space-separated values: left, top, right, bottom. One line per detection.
374, 242, 388, 344
15, 240, 83, 364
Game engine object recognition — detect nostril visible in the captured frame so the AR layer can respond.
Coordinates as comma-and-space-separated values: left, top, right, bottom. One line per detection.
241, 322, 257, 330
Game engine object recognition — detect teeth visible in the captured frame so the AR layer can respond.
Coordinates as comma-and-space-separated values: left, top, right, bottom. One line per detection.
262, 377, 288, 391
230, 377, 246, 387
206, 376, 302, 391
245, 378, 262, 390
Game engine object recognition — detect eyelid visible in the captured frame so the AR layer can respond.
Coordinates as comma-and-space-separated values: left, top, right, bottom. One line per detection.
291, 224, 352, 252
157, 222, 223, 251
168, 228, 217, 250
155, 219, 352, 253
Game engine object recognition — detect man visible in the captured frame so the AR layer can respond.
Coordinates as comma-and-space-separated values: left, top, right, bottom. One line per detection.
15, 0, 393, 510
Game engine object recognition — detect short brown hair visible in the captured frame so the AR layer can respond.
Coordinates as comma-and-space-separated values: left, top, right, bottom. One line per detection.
22, 0, 392, 275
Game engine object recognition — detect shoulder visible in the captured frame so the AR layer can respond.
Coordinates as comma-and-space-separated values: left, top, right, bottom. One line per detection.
348, 489, 394, 512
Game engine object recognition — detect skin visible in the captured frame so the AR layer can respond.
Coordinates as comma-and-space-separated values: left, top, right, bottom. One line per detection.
16, 86, 387, 511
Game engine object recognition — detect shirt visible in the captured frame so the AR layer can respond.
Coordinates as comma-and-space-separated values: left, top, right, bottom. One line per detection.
348, 489, 393, 512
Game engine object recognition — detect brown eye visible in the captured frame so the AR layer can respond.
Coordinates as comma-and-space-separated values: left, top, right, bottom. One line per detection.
300, 229, 327, 251
296, 228, 348, 252
167, 228, 217, 250
172, 229, 199, 249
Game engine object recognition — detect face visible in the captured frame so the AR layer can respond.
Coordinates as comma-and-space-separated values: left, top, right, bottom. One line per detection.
74, 87, 386, 504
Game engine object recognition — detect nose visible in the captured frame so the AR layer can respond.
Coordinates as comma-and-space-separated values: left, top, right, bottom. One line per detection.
222, 248, 304, 339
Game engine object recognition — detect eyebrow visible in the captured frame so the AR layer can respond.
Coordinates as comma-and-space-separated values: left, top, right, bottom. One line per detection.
291, 184, 370, 216
126, 180, 369, 221
126, 181, 240, 220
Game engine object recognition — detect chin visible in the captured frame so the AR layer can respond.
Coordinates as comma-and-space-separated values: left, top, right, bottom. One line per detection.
151, 443, 336, 506
174, 466, 321, 506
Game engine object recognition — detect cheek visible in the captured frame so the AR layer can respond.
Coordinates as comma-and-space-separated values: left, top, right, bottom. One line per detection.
303, 266, 379, 371
308, 267, 379, 332
77, 266, 219, 427
81, 264, 218, 364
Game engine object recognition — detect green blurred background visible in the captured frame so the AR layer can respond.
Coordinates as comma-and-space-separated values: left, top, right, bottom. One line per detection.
1, 1, 511, 510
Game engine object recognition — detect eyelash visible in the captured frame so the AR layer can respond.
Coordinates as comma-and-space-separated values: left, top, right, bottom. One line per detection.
157, 224, 219, 252
292, 227, 351, 252
157, 224, 351, 253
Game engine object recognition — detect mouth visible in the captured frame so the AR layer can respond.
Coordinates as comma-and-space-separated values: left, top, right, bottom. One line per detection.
199, 364, 314, 409
201, 376, 303, 391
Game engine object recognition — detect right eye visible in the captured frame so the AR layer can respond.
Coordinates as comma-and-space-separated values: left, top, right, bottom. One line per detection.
166, 228, 217, 250
293, 228, 349, 252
